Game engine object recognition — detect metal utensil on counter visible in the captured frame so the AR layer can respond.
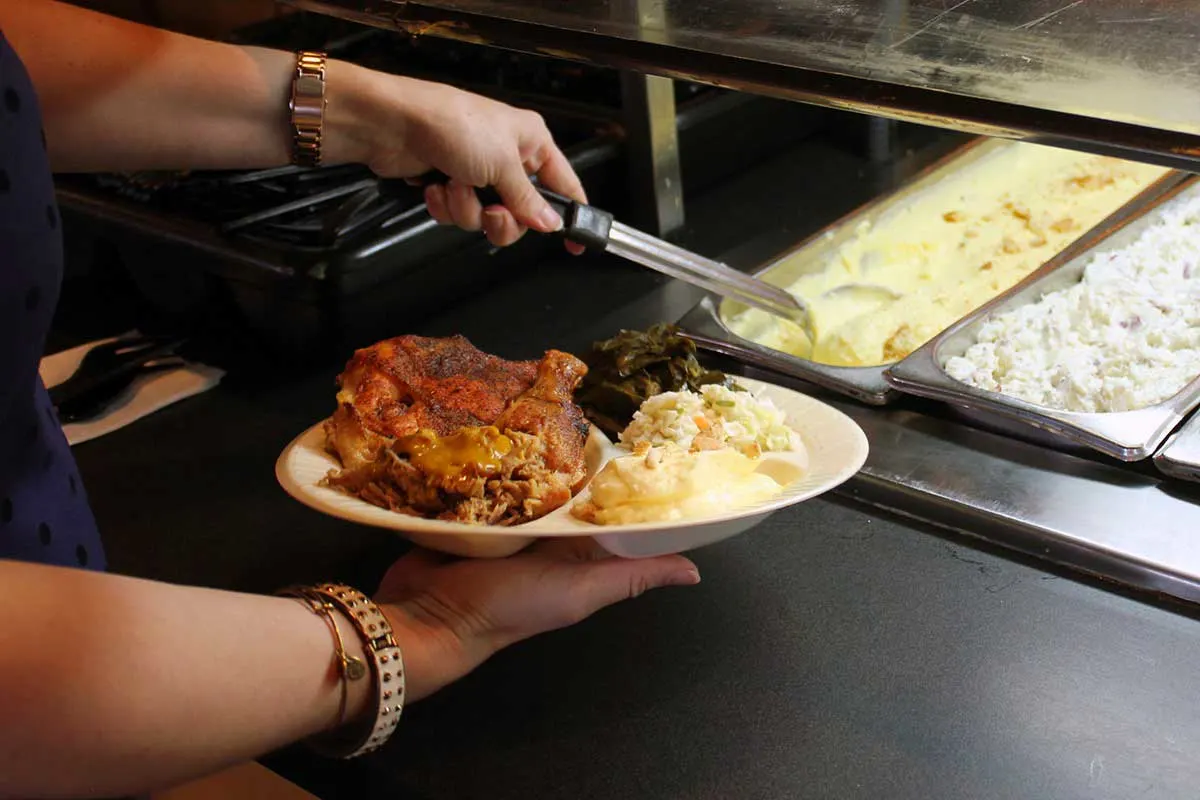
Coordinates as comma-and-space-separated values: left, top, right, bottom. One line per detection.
50, 334, 186, 420
412, 173, 815, 335
56, 361, 184, 423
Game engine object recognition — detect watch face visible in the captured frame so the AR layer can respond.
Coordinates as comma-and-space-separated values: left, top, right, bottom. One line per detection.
293, 75, 326, 118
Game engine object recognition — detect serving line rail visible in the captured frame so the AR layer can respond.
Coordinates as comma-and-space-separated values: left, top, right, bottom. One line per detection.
283, 0, 1200, 174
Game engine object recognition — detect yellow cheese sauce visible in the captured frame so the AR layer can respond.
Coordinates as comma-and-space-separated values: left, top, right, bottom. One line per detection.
573, 445, 783, 525
394, 426, 513, 484
727, 143, 1169, 367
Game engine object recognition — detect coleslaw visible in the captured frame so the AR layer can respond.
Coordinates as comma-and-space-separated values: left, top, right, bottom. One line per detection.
618, 384, 804, 455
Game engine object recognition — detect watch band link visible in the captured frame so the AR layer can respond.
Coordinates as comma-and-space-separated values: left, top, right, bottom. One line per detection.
290, 51, 327, 167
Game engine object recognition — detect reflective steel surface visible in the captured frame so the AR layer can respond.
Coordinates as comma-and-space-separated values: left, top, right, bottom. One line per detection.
1155, 412, 1200, 483
616, 0, 685, 236
811, 383, 1200, 607
287, 0, 1200, 171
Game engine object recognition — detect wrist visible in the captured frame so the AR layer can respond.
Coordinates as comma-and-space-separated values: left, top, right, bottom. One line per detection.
321, 59, 381, 166
321, 62, 452, 174
380, 597, 496, 703
322, 60, 441, 168
326, 609, 375, 732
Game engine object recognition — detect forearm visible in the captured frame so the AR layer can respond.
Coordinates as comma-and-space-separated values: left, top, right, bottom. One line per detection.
0, 561, 444, 799
0, 0, 384, 172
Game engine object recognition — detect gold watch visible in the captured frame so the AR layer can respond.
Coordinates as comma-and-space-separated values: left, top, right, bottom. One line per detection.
289, 51, 327, 167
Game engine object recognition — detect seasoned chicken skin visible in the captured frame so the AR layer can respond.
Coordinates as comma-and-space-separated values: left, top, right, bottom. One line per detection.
325, 334, 537, 472
495, 349, 591, 491
322, 334, 591, 526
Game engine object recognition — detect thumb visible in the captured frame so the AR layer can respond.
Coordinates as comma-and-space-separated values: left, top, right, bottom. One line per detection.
494, 165, 563, 234
569, 555, 701, 618
376, 547, 453, 600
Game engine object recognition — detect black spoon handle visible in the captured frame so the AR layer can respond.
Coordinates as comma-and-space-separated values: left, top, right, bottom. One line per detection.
403, 170, 613, 250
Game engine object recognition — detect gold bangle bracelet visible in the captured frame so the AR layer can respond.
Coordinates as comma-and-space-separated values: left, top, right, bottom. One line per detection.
280, 587, 368, 730
306, 583, 406, 758
278, 583, 406, 759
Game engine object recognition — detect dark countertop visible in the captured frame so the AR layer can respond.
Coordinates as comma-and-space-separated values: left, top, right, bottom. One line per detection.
65, 136, 1200, 800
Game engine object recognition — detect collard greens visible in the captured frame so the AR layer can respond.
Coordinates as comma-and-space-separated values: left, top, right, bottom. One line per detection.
576, 323, 732, 438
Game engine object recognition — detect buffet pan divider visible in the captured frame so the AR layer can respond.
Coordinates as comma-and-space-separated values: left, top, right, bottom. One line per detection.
678, 136, 1183, 407
885, 176, 1200, 463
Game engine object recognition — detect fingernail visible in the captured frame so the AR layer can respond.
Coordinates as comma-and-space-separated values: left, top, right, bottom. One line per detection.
673, 568, 701, 586
537, 206, 564, 232
482, 208, 504, 230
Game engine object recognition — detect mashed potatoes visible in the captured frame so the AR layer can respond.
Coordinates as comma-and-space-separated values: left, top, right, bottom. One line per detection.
574, 386, 805, 526
571, 444, 783, 525
945, 191, 1200, 412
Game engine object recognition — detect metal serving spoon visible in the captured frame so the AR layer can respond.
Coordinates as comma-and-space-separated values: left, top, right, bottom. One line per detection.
410, 173, 820, 337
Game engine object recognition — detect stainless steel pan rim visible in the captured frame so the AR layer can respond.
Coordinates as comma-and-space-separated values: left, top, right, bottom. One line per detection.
1154, 412, 1200, 482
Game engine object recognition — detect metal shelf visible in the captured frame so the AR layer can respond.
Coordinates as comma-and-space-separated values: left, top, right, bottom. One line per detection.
283, 0, 1200, 172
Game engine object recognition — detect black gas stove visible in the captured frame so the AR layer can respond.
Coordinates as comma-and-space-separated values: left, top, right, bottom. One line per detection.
54, 13, 828, 365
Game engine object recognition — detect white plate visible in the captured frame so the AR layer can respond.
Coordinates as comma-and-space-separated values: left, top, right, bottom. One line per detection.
275, 377, 869, 558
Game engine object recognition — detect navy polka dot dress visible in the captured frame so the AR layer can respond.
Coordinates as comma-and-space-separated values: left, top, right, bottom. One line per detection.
1, 29, 105, 571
